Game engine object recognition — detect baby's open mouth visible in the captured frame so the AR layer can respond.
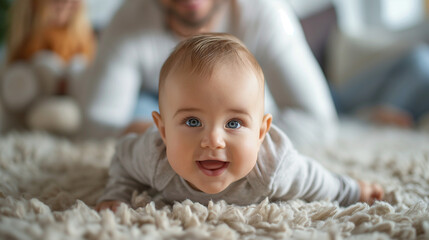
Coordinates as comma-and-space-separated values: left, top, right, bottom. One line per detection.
197, 160, 229, 177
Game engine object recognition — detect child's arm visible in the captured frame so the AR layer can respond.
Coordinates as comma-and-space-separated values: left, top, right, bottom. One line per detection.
97, 152, 149, 206
96, 134, 155, 211
268, 149, 384, 206
259, 125, 383, 206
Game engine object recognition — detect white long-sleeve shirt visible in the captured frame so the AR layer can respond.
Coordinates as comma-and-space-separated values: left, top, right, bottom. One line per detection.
74, 0, 337, 146
98, 125, 360, 206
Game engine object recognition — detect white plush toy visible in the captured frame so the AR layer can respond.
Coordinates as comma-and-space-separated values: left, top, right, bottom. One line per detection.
0, 51, 86, 135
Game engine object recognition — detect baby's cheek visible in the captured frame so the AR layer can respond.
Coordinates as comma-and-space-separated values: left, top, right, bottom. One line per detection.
167, 132, 196, 155
231, 140, 259, 176
166, 140, 194, 172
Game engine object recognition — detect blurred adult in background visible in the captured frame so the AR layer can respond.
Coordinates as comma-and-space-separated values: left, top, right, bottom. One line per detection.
74, 0, 337, 147
332, 43, 429, 128
0, 0, 96, 134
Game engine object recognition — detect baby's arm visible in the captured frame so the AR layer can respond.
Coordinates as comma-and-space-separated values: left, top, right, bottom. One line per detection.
96, 155, 144, 211
274, 152, 385, 206
271, 149, 375, 206
358, 180, 384, 205
96, 135, 153, 211
262, 125, 384, 206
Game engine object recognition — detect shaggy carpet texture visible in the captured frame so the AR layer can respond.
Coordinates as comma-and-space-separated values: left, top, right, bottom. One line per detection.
0, 119, 429, 240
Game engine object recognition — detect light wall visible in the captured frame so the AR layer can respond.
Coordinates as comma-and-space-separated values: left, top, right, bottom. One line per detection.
327, 0, 429, 85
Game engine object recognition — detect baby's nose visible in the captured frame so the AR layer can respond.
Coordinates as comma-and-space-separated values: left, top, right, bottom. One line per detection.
200, 128, 226, 149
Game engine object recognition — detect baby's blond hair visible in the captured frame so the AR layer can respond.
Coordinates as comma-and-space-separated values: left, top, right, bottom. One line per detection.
159, 33, 264, 98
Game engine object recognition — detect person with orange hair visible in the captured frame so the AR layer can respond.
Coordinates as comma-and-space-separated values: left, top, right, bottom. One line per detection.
7, 0, 94, 64
1, 0, 95, 134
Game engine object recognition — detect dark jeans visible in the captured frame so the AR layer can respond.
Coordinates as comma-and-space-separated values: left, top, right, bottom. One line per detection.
332, 44, 429, 121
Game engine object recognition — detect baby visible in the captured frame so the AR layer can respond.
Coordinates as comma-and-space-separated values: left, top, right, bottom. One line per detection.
96, 33, 383, 211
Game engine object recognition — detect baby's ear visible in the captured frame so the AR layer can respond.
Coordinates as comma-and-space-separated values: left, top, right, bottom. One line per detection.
152, 111, 166, 142
259, 113, 272, 143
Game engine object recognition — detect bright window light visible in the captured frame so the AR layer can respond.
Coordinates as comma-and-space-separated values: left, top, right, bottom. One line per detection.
381, 0, 425, 30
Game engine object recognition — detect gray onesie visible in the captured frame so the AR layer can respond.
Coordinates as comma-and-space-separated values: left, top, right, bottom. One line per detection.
98, 125, 359, 206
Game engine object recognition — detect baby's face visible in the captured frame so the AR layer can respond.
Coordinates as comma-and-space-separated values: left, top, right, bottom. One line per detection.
153, 63, 271, 194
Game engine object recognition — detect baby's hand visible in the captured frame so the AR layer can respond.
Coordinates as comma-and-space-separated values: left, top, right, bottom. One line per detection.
358, 180, 384, 205
95, 200, 122, 212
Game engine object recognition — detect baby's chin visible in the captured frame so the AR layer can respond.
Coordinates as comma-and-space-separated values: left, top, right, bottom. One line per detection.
200, 186, 228, 194
187, 180, 231, 194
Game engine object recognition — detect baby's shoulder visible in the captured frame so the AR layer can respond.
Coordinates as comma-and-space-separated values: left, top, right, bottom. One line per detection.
115, 126, 165, 162
249, 125, 297, 186
259, 124, 294, 161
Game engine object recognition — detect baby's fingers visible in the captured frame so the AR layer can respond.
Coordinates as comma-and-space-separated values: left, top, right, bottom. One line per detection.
95, 201, 121, 212
372, 183, 384, 201
110, 203, 120, 212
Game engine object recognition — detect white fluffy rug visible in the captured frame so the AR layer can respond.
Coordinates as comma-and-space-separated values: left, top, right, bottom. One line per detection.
1, 119, 429, 240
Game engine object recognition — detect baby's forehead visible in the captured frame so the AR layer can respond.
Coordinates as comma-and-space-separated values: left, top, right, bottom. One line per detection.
162, 64, 264, 105
159, 63, 266, 116
163, 60, 264, 89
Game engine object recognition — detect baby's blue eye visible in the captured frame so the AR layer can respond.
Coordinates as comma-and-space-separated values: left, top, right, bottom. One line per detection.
186, 118, 201, 127
226, 120, 241, 129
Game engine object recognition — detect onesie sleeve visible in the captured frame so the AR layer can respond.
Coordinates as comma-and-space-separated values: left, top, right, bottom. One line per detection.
97, 129, 160, 204
259, 126, 360, 206
97, 150, 148, 204
273, 151, 360, 206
